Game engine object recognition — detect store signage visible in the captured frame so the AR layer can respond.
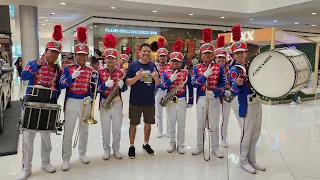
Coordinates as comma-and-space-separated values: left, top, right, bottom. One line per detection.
105, 28, 158, 35
219, 28, 273, 43
230, 31, 255, 42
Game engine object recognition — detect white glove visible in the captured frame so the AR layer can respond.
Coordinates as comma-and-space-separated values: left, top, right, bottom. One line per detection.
118, 79, 124, 89
206, 90, 215, 99
187, 104, 193, 108
170, 70, 179, 82
105, 76, 114, 88
84, 96, 92, 105
224, 90, 232, 96
72, 67, 84, 79
203, 64, 214, 78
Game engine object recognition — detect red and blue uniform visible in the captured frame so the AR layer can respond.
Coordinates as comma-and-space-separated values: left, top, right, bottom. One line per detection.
98, 68, 127, 100
156, 63, 171, 90
162, 69, 193, 104
22, 60, 61, 98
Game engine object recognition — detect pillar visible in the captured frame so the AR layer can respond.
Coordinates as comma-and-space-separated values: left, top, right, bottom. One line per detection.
19, 5, 39, 67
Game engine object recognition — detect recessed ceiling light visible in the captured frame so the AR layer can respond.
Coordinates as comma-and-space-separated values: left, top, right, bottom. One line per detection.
94, 25, 97, 28
115, 25, 118, 26
111, 7, 116, 9
89, 26, 93, 28
60, 2, 66, 5
152, 11, 157, 12
45, 20, 48, 22
136, 37, 138, 38
295, 22, 299, 24
170, 35, 173, 36
249, 18, 253, 21
50, 13, 55, 15
41, 23, 45, 25
221, 17, 225, 19
312, 13, 317, 15
312, 24, 316, 26
273, 20, 277, 22
189, 14, 194, 16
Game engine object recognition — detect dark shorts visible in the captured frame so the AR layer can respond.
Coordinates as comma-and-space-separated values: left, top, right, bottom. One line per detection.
129, 105, 155, 125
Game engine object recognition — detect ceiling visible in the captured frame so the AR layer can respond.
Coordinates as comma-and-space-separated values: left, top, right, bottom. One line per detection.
3, 0, 320, 39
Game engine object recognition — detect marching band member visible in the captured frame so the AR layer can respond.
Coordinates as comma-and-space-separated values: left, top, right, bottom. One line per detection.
162, 39, 193, 154
191, 28, 225, 158
229, 25, 265, 174
215, 36, 239, 148
98, 34, 127, 160
118, 46, 131, 72
155, 37, 171, 138
17, 25, 63, 180
60, 26, 96, 171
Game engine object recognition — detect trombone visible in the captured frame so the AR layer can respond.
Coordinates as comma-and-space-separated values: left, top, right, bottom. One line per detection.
73, 71, 99, 148
203, 84, 212, 161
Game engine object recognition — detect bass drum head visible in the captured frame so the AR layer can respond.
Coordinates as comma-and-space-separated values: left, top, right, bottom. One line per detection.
248, 51, 295, 98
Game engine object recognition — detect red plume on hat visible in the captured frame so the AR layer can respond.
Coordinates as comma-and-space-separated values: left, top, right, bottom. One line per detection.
232, 24, 241, 42
202, 28, 212, 43
77, 26, 87, 43
216, 36, 225, 48
173, 39, 183, 52
52, 24, 63, 41
103, 34, 117, 49
158, 37, 165, 49
125, 45, 132, 55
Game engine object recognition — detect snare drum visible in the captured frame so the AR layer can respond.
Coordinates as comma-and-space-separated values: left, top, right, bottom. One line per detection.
20, 102, 62, 132
248, 48, 311, 99
26, 85, 57, 104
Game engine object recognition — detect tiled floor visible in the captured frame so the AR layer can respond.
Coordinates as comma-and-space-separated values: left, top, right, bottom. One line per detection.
2, 79, 320, 180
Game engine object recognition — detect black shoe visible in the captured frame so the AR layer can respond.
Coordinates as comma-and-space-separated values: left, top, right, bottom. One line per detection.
128, 146, 135, 159
143, 144, 154, 156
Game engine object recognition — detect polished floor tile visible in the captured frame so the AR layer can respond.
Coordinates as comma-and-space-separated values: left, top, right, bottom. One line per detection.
2, 83, 320, 180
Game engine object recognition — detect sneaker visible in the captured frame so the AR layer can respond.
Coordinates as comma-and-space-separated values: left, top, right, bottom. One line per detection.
61, 161, 70, 171
79, 155, 90, 164
157, 132, 163, 138
102, 151, 110, 160
143, 144, 154, 156
16, 169, 32, 180
250, 162, 266, 171
240, 163, 257, 174
191, 147, 203, 155
290, 101, 296, 105
114, 151, 123, 159
212, 149, 224, 158
41, 164, 56, 173
221, 141, 228, 148
177, 146, 185, 154
167, 145, 176, 153
128, 146, 136, 159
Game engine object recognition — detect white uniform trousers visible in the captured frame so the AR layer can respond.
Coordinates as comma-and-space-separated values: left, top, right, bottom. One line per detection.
62, 98, 90, 161
220, 98, 240, 142
100, 99, 123, 153
166, 98, 187, 147
239, 102, 262, 165
196, 96, 221, 150
22, 132, 52, 170
155, 88, 169, 134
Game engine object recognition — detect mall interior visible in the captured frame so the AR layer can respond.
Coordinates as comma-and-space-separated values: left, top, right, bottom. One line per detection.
1, 0, 320, 180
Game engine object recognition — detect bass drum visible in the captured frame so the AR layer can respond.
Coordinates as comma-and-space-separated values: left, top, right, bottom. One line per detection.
248, 48, 311, 99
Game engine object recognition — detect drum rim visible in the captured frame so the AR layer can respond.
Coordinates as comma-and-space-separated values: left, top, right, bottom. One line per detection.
248, 48, 311, 99
24, 101, 62, 109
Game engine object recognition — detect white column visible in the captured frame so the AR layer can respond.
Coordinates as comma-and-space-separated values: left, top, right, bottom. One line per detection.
19, 5, 39, 67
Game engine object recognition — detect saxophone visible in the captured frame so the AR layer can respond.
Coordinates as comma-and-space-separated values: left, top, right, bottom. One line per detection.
160, 77, 188, 107
100, 76, 125, 111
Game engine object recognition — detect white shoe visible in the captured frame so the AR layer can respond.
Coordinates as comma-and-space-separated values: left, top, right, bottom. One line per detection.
290, 101, 296, 105
191, 147, 203, 155
212, 149, 224, 158
177, 146, 185, 154
79, 155, 90, 164
250, 162, 266, 171
221, 141, 228, 148
166, 134, 170, 138
61, 161, 70, 171
157, 132, 163, 138
240, 163, 257, 174
102, 151, 110, 160
41, 164, 56, 173
16, 169, 32, 180
114, 151, 123, 159
167, 145, 176, 153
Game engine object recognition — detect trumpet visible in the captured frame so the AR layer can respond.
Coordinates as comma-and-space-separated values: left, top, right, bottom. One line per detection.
73, 71, 99, 148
